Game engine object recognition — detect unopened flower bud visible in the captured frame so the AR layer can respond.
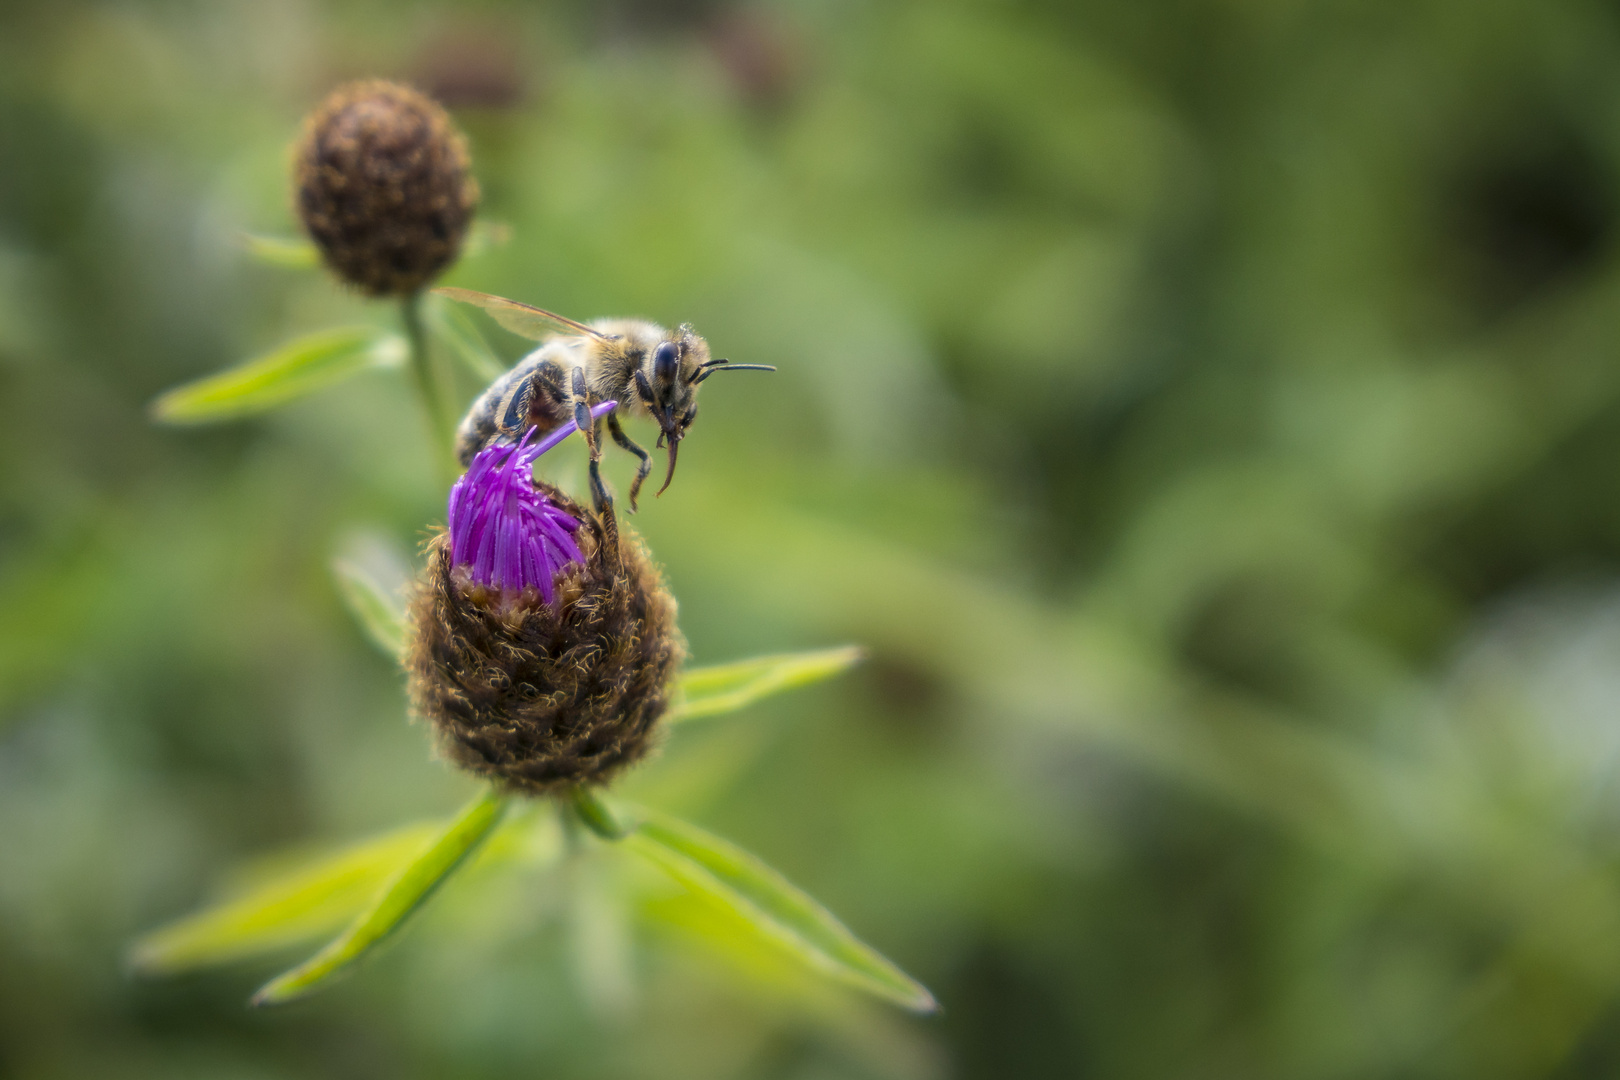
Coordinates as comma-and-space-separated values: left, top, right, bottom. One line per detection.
294, 80, 478, 296
405, 406, 684, 793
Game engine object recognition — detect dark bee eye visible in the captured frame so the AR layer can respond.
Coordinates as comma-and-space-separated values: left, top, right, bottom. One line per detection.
653, 341, 679, 382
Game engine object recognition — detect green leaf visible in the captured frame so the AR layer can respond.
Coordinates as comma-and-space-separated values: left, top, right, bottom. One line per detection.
251, 788, 508, 1007
151, 327, 405, 424
668, 646, 866, 724
240, 232, 320, 269
426, 292, 505, 381
126, 822, 441, 975
622, 806, 938, 1013
331, 555, 407, 660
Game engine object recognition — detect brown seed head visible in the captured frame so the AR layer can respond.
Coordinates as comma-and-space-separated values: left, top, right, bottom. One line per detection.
405, 487, 684, 794
294, 80, 479, 296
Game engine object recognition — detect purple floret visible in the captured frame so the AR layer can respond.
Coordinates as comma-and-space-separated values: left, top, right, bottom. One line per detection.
447, 402, 617, 602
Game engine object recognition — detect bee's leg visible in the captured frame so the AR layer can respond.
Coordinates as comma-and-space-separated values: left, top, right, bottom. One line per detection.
530, 360, 570, 420
605, 411, 652, 513
571, 367, 612, 515
569, 368, 597, 446
496, 378, 536, 438
488, 359, 571, 451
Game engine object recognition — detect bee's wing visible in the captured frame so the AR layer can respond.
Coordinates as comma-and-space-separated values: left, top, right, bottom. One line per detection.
433, 288, 611, 343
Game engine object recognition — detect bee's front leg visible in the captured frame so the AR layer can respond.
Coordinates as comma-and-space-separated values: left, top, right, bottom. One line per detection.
606, 411, 652, 513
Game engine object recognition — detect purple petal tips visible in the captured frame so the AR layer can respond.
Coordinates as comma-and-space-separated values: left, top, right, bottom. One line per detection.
447, 402, 617, 601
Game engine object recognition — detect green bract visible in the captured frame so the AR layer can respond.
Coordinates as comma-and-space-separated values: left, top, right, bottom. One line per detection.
622, 804, 936, 1012
330, 556, 407, 660
126, 822, 442, 974
250, 790, 509, 1006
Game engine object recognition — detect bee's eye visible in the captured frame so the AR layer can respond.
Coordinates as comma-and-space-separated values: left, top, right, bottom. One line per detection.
653, 341, 680, 382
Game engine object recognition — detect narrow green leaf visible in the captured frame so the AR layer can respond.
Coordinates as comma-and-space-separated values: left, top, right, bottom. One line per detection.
127, 822, 441, 975
668, 646, 866, 724
240, 232, 320, 269
331, 556, 407, 660
151, 327, 405, 424
252, 788, 508, 1007
426, 292, 505, 380
623, 807, 937, 1013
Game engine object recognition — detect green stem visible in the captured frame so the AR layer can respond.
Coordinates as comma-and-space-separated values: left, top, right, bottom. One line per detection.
570, 786, 630, 841
402, 291, 453, 466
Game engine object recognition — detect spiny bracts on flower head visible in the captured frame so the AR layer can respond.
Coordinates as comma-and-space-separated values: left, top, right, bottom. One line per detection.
405, 409, 684, 794
294, 80, 478, 296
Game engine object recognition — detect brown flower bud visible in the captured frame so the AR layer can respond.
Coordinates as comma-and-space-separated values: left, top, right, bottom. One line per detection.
293, 80, 479, 296
404, 425, 684, 794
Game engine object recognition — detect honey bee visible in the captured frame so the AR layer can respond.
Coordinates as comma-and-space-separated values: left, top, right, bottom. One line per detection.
436, 287, 775, 511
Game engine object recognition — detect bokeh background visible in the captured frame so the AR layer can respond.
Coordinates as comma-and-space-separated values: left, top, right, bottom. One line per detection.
9, 0, 1620, 1076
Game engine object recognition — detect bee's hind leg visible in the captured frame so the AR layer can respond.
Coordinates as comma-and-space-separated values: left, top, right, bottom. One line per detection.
571, 367, 613, 515
606, 411, 652, 513
530, 360, 570, 421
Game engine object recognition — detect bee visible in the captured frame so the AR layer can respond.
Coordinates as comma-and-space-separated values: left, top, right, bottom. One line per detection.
436, 287, 775, 512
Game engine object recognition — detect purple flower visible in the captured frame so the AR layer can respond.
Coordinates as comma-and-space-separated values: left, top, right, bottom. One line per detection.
447, 402, 617, 602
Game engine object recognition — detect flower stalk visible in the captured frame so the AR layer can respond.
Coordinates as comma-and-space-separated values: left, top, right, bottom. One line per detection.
401, 292, 455, 467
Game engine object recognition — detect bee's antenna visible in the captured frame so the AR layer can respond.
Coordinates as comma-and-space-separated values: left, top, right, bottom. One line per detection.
692, 360, 777, 384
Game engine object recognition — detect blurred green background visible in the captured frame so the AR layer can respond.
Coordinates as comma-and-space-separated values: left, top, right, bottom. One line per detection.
10, 0, 1620, 1076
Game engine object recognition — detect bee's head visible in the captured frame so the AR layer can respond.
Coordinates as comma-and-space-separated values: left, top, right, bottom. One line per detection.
632, 325, 775, 498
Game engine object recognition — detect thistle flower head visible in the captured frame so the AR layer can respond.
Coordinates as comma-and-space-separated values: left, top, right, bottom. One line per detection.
294, 80, 478, 296
446, 405, 615, 603
407, 405, 684, 794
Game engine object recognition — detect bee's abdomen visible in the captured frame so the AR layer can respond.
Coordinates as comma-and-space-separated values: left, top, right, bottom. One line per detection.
454, 386, 504, 467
